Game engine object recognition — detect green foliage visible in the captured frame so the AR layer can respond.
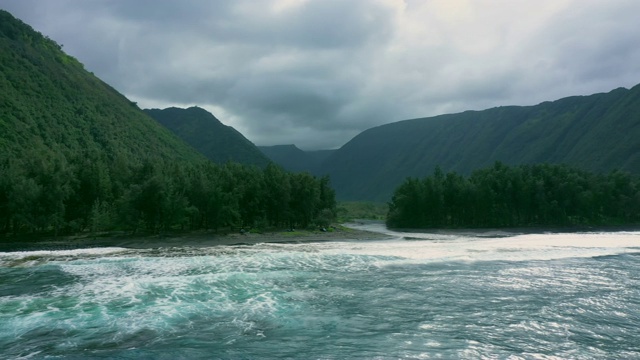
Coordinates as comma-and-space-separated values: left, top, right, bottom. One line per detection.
0, 10, 205, 169
387, 162, 640, 229
0, 157, 337, 237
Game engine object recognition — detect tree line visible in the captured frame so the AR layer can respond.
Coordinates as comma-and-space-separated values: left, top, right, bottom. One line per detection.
0, 151, 336, 238
387, 162, 640, 229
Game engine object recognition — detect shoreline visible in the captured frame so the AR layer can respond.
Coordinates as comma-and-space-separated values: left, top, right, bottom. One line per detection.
0, 225, 393, 252
5, 222, 638, 253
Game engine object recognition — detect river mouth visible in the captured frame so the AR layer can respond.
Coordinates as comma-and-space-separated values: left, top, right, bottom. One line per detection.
2, 229, 639, 359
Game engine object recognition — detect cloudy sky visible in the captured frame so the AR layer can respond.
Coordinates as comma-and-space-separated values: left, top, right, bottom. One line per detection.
2, 0, 640, 150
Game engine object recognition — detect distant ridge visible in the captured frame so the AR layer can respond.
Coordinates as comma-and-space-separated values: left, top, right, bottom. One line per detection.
320, 84, 640, 201
258, 144, 334, 174
145, 107, 271, 167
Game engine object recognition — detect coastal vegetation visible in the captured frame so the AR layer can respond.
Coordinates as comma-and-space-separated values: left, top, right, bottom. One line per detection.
0, 158, 336, 237
387, 162, 640, 229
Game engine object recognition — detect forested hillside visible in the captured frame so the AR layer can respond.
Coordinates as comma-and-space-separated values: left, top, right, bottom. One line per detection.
0, 11, 203, 165
0, 10, 336, 237
322, 85, 640, 201
0, 10, 206, 235
145, 107, 271, 167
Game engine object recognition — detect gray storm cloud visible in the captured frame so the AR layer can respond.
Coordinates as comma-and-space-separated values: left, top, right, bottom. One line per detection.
2, 0, 640, 150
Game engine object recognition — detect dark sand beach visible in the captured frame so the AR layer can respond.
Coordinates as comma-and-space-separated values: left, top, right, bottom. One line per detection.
0, 224, 392, 252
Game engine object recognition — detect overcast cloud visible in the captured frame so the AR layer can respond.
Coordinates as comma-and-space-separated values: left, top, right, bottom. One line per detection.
2, 0, 640, 149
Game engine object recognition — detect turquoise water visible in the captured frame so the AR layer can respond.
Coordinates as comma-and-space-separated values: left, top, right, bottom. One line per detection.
1, 225, 640, 359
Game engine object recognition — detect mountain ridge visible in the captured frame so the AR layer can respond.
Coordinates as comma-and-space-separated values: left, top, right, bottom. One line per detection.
258, 85, 639, 201
144, 106, 270, 167
5, 8, 638, 205
320, 84, 640, 201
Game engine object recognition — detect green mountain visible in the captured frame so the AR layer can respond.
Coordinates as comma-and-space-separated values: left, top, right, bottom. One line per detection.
0, 10, 204, 165
322, 85, 640, 201
145, 107, 271, 167
259, 144, 334, 174
0, 10, 338, 238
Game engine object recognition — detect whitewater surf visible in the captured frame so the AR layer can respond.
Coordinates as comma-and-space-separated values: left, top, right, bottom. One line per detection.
1, 225, 639, 358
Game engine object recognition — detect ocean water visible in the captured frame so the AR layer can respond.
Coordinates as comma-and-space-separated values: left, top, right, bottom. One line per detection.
1, 224, 639, 359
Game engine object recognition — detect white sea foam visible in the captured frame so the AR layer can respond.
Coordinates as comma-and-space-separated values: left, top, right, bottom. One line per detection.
325, 225, 640, 264
0, 247, 129, 259
2, 228, 638, 270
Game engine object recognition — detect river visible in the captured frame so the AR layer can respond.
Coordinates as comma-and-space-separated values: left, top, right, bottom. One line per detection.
1, 224, 639, 359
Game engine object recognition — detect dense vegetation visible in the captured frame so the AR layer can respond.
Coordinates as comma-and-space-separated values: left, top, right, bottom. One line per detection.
0, 10, 336, 239
145, 107, 271, 167
318, 85, 640, 201
387, 162, 640, 229
0, 158, 336, 237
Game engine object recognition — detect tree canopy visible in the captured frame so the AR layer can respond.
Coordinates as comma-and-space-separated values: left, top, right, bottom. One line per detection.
387, 162, 640, 229
0, 158, 336, 238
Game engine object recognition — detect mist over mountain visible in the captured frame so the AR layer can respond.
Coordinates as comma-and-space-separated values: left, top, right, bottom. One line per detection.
144, 107, 270, 167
